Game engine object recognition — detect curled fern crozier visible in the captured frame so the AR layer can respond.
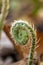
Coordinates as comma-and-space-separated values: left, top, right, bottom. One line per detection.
11, 20, 36, 65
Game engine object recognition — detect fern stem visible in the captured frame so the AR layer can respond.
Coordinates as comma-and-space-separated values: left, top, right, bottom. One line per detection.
0, 0, 9, 38
28, 27, 36, 65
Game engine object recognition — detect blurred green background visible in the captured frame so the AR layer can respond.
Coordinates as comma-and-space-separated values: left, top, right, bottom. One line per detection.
0, 0, 43, 31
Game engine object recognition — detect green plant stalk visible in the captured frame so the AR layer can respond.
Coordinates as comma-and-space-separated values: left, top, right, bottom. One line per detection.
0, 0, 9, 38
28, 27, 36, 65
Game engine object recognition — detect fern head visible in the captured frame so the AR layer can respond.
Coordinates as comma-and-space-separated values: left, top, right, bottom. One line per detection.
10, 20, 36, 45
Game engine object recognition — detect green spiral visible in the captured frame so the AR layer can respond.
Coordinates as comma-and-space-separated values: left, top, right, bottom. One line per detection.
11, 20, 36, 65
11, 21, 30, 45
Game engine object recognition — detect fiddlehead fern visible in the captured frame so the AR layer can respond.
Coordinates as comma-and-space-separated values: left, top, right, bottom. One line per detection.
0, 0, 9, 38
11, 20, 31, 45
11, 20, 36, 65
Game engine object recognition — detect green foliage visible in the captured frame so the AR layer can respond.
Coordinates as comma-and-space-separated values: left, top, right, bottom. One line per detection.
10, 0, 20, 10
32, 0, 40, 15
10, 0, 41, 16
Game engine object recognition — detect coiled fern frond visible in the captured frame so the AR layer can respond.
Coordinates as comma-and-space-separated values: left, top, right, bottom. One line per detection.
11, 20, 37, 65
